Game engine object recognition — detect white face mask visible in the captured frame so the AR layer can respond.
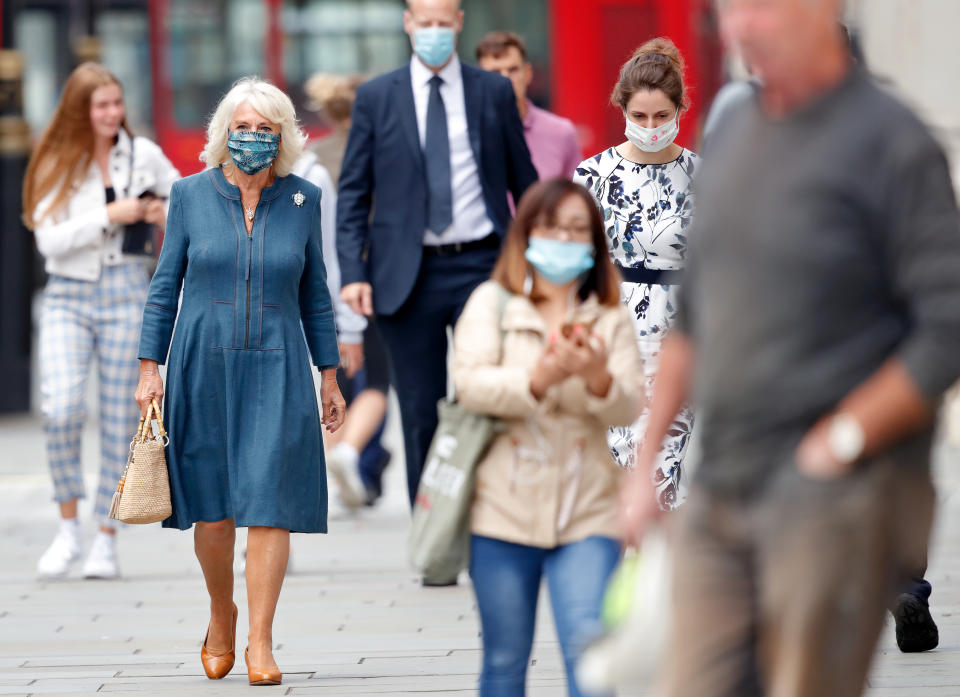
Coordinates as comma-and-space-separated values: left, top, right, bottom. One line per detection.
624, 111, 679, 153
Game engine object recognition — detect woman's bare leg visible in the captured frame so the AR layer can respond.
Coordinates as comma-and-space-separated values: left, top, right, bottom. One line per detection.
194, 519, 236, 652
58, 500, 78, 518
246, 526, 290, 671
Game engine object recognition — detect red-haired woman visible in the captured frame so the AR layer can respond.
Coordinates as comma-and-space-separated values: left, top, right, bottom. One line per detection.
452, 178, 644, 696
22, 62, 179, 580
574, 37, 698, 510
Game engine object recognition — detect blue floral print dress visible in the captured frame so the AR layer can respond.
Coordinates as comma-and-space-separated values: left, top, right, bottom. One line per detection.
574, 147, 698, 510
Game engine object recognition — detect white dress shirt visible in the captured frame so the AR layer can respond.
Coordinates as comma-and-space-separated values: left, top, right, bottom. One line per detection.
410, 54, 494, 245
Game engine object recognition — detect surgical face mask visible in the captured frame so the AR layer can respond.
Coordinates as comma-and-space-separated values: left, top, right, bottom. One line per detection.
413, 26, 456, 68
227, 130, 281, 175
525, 237, 595, 285
624, 111, 679, 153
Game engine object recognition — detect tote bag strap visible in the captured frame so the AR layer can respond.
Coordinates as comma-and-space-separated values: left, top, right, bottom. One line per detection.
446, 283, 511, 402
124, 136, 136, 198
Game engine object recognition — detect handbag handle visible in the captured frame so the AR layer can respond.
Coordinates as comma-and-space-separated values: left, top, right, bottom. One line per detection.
136, 401, 153, 442
138, 398, 168, 443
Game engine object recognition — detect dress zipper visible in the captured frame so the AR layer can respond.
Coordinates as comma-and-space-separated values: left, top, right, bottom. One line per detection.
244, 228, 252, 349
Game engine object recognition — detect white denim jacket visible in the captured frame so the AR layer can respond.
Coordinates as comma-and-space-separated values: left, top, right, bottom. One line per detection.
32, 129, 180, 281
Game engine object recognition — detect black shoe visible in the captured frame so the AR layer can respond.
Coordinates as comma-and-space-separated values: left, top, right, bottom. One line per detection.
893, 593, 939, 652
421, 576, 458, 587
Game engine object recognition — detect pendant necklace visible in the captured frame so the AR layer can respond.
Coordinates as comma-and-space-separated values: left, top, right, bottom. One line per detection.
224, 168, 256, 222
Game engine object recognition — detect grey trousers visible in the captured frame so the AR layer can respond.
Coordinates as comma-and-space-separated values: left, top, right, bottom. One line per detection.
657, 435, 935, 697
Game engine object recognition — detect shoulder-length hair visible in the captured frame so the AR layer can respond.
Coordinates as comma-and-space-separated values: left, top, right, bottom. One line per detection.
200, 77, 306, 176
492, 178, 621, 307
22, 62, 131, 229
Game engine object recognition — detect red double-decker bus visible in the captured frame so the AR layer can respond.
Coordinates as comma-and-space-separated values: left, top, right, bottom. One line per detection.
7, 0, 722, 176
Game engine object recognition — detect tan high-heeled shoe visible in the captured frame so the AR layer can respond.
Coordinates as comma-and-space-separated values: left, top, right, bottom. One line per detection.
200, 603, 237, 679
245, 647, 282, 686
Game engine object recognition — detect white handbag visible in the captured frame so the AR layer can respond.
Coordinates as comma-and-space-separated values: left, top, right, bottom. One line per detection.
576, 529, 672, 693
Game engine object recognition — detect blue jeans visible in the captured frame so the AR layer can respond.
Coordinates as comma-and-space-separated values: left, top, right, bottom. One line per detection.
470, 535, 621, 697
906, 577, 932, 604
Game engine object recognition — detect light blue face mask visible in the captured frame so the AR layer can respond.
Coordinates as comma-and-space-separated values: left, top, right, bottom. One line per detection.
525, 238, 595, 285
227, 130, 281, 175
413, 26, 456, 68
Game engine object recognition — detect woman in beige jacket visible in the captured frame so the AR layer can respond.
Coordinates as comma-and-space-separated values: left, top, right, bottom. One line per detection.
452, 178, 645, 697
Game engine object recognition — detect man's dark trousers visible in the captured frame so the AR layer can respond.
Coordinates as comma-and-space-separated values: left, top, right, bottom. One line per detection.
377, 245, 499, 508
336, 62, 538, 509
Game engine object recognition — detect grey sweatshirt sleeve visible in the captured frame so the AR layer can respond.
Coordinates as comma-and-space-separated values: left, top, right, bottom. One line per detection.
701, 80, 757, 153
886, 130, 960, 399
301, 160, 367, 344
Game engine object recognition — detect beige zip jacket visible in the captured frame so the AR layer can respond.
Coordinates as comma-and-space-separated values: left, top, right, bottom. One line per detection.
452, 280, 645, 548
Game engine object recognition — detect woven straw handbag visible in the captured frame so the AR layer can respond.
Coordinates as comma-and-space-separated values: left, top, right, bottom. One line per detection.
108, 398, 173, 524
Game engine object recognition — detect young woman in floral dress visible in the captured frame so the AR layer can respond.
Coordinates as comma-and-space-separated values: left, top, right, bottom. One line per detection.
574, 37, 697, 510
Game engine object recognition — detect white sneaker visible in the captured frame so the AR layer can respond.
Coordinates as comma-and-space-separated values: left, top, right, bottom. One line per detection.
327, 446, 366, 508
37, 523, 83, 579
327, 495, 356, 521
82, 532, 120, 579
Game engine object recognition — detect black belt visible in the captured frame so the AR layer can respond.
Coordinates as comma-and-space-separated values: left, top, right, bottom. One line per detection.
423, 232, 500, 257
616, 264, 684, 285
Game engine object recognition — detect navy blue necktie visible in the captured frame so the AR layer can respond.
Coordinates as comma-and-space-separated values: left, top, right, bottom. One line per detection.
425, 75, 453, 235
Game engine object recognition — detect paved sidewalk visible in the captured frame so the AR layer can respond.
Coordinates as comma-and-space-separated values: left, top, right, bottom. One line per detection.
1, 410, 959, 696
0, 412, 583, 697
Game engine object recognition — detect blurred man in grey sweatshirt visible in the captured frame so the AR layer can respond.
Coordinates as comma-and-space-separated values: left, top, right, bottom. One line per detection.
621, 0, 960, 695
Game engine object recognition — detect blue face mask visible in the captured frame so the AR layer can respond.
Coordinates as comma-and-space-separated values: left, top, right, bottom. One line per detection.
525, 238, 595, 285
227, 130, 281, 175
413, 26, 456, 68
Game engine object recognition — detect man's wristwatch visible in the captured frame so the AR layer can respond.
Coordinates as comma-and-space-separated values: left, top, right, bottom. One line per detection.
826, 413, 866, 465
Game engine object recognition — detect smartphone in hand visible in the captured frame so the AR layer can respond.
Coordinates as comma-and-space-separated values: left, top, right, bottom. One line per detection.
560, 318, 597, 344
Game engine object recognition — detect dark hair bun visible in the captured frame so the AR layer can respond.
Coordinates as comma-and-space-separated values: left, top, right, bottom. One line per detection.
632, 37, 685, 75
611, 36, 688, 111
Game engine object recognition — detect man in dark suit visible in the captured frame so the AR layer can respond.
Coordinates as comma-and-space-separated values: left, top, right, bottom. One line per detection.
337, 0, 538, 512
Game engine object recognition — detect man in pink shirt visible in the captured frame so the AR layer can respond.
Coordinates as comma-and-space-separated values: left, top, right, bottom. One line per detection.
476, 31, 581, 179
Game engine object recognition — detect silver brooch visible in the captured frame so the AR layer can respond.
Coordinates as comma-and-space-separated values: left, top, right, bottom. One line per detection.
292, 190, 305, 207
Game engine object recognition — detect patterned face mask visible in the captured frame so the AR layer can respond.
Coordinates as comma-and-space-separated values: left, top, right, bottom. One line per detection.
227, 130, 281, 175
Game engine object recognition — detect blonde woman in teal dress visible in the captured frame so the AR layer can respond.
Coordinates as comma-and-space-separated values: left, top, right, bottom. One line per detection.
136, 78, 345, 685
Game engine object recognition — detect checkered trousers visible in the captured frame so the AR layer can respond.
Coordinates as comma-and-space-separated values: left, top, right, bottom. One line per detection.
39, 263, 149, 527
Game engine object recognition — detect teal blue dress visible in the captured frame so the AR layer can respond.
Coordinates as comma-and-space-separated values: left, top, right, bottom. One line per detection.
138, 167, 340, 532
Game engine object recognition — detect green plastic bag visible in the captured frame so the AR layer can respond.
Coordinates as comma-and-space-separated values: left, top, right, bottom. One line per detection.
408, 399, 500, 584
602, 553, 642, 630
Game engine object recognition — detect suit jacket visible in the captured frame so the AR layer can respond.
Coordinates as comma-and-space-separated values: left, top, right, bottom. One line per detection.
337, 61, 538, 315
